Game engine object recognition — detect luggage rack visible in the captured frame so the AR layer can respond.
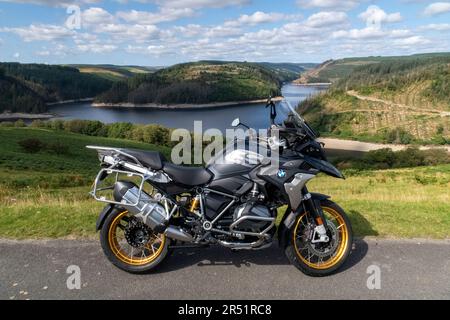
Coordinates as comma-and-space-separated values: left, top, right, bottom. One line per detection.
87, 145, 171, 207
90, 167, 147, 207
86, 145, 144, 167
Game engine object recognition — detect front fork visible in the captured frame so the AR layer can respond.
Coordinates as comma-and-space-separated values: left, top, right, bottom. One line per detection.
301, 187, 330, 243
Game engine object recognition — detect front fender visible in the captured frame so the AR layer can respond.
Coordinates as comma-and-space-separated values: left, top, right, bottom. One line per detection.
96, 204, 116, 231
277, 193, 330, 248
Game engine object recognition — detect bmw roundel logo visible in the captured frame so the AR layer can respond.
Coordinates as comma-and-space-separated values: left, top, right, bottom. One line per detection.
277, 169, 286, 178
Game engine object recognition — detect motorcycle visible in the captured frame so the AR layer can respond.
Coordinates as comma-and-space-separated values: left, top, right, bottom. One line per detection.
87, 98, 353, 276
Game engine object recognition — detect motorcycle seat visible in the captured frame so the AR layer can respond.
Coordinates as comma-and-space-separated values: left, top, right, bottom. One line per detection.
163, 162, 213, 187
118, 149, 166, 170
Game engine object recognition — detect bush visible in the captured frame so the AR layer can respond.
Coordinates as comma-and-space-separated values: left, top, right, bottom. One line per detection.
107, 122, 134, 139
46, 141, 70, 155
18, 138, 45, 153
342, 147, 450, 170
14, 119, 26, 127
30, 119, 45, 128
49, 120, 65, 131
0, 121, 14, 127
422, 148, 450, 165
363, 148, 396, 168
386, 128, 414, 144
394, 147, 426, 167
142, 124, 171, 145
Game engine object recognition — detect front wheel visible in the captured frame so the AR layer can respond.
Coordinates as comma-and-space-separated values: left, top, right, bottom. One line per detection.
100, 208, 170, 273
285, 200, 353, 277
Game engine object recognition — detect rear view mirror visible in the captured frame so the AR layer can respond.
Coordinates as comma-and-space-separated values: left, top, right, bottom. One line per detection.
231, 118, 240, 127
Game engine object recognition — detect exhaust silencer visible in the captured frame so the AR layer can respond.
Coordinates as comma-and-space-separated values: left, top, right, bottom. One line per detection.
114, 181, 194, 242
164, 226, 194, 243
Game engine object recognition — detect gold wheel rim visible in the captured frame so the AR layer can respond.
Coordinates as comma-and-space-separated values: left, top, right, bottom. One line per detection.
293, 206, 349, 270
108, 211, 166, 266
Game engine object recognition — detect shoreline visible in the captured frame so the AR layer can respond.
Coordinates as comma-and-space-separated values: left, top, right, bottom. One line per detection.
0, 112, 55, 121
92, 97, 284, 110
291, 82, 331, 86
46, 97, 94, 106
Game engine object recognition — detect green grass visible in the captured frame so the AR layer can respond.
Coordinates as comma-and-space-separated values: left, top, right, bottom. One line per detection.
0, 127, 171, 175
278, 164, 450, 239
0, 127, 171, 239
308, 165, 450, 238
0, 127, 449, 239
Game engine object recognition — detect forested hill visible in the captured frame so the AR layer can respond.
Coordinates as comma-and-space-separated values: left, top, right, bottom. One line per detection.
296, 52, 450, 84
95, 61, 290, 105
298, 53, 450, 144
0, 63, 112, 113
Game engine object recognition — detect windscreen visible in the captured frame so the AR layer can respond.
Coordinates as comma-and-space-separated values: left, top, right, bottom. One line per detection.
281, 99, 307, 127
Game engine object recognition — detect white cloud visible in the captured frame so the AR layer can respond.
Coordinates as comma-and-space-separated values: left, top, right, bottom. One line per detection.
0, 0, 102, 7
204, 25, 242, 37
1, 24, 74, 41
82, 7, 115, 26
393, 35, 431, 47
13, 52, 20, 58
152, 0, 250, 9
359, 5, 402, 28
296, 0, 361, 10
225, 11, 288, 27
127, 44, 175, 57
419, 23, 450, 31
36, 44, 68, 56
423, 2, 450, 16
304, 11, 348, 28
117, 7, 195, 24
332, 27, 386, 40
77, 43, 117, 53
95, 23, 161, 42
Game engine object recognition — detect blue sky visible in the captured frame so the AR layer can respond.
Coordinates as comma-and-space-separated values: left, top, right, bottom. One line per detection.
0, 0, 449, 66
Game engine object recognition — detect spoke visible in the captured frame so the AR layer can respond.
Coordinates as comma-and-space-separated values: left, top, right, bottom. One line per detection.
300, 218, 308, 228
337, 223, 345, 229
130, 247, 134, 262
327, 215, 338, 222
118, 239, 127, 252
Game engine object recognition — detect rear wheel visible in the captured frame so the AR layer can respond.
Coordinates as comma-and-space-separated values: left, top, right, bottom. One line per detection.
285, 200, 353, 277
100, 208, 170, 273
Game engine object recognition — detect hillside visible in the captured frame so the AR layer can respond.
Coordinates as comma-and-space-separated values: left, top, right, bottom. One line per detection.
96, 61, 285, 105
0, 71, 47, 113
295, 52, 450, 84
0, 63, 113, 113
71, 64, 162, 82
298, 54, 450, 144
256, 62, 316, 82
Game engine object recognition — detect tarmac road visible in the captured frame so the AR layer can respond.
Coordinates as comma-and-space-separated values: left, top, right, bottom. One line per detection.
0, 238, 449, 300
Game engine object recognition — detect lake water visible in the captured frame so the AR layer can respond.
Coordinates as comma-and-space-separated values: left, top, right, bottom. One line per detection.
48, 84, 327, 132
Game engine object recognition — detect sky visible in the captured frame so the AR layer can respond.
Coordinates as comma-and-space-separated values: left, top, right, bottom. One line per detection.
0, 0, 449, 66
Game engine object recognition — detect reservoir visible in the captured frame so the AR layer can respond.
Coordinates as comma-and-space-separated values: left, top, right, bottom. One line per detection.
47, 84, 327, 132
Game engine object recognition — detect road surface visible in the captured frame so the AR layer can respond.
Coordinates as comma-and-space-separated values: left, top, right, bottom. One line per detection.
320, 138, 450, 154
0, 238, 449, 300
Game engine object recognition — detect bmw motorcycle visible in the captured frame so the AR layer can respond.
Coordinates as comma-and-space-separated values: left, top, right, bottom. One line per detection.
87, 98, 353, 277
